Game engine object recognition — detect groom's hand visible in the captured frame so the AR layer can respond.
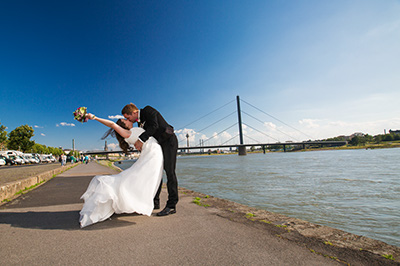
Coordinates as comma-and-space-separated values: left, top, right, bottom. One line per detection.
134, 140, 143, 151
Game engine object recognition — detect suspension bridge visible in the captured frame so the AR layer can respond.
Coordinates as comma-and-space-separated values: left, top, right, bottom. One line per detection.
82, 96, 346, 156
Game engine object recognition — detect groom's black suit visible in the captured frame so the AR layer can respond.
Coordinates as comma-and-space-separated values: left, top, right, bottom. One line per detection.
137, 106, 178, 209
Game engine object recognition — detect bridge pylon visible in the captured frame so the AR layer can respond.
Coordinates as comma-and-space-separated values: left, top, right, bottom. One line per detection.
236, 95, 247, 156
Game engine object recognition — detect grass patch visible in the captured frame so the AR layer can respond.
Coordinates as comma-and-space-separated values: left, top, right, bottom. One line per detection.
309, 248, 348, 264
274, 224, 287, 228
192, 197, 210, 207
382, 254, 394, 260
245, 212, 255, 218
15, 180, 46, 195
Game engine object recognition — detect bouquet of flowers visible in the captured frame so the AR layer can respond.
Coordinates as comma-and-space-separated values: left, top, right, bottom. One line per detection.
73, 107, 89, 123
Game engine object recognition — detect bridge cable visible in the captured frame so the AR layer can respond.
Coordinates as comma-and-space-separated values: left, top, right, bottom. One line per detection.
241, 110, 300, 142
176, 99, 235, 131
177, 111, 237, 144
241, 99, 315, 140
196, 111, 237, 135
220, 134, 240, 146
242, 122, 281, 143
199, 123, 238, 146
244, 135, 262, 144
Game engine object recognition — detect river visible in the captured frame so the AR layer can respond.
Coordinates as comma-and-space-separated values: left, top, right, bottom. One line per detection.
118, 148, 400, 247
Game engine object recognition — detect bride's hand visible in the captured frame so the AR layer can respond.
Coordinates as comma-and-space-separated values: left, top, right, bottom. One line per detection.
134, 140, 143, 151
86, 113, 96, 120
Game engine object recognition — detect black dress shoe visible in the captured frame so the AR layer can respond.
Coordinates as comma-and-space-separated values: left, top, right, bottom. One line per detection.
157, 207, 176, 216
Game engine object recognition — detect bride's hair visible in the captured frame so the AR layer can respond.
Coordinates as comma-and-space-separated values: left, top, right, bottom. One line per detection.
102, 119, 133, 154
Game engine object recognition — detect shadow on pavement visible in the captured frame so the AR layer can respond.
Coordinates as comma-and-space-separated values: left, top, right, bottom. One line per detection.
0, 211, 136, 230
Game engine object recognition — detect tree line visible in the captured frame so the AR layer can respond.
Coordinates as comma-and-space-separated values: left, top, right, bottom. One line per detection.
0, 123, 64, 156
326, 132, 400, 146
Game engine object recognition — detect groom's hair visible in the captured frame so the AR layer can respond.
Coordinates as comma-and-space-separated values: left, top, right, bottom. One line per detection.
122, 103, 138, 115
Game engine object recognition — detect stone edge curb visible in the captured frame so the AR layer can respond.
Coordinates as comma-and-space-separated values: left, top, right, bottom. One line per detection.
180, 187, 400, 263
111, 160, 400, 262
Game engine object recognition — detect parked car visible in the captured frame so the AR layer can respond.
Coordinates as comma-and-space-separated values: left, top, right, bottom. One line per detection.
0, 155, 16, 165
32, 153, 44, 163
19, 155, 29, 164
0, 157, 5, 166
47, 155, 56, 163
24, 153, 40, 164
40, 155, 51, 163
8, 155, 23, 165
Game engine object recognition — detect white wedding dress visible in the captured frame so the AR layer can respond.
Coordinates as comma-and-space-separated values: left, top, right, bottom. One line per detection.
79, 127, 163, 228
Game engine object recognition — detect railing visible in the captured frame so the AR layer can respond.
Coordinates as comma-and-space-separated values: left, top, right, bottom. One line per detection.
82, 140, 347, 155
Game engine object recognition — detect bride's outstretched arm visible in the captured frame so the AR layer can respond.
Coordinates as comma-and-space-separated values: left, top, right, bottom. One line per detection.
86, 113, 130, 138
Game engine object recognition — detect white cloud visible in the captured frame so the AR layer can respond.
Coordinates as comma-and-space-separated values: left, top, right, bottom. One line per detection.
34, 125, 43, 128
263, 122, 277, 130
299, 119, 320, 129
199, 134, 207, 140
57, 122, 75, 127
176, 128, 197, 143
41, 133, 46, 136
107, 143, 119, 151
220, 131, 233, 144
108, 115, 124, 120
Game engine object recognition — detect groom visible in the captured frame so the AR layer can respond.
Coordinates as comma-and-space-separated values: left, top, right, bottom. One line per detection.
122, 103, 178, 216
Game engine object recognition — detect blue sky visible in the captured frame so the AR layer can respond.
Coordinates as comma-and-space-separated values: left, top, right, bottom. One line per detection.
1, 0, 399, 151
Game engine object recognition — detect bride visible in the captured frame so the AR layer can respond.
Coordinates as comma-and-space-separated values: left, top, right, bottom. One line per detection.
79, 113, 163, 228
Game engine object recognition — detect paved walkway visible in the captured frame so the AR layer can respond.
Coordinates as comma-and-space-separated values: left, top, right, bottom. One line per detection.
0, 163, 71, 185
0, 162, 398, 265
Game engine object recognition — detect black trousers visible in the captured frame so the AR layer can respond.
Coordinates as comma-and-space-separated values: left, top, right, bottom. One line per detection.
154, 134, 178, 208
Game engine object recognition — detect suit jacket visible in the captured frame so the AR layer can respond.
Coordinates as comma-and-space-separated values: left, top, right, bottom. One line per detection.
138, 106, 174, 144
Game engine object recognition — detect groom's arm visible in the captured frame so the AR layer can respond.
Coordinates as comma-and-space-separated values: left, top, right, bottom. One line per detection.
138, 106, 159, 142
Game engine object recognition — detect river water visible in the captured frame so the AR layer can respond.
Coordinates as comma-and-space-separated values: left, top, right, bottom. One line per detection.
119, 148, 400, 247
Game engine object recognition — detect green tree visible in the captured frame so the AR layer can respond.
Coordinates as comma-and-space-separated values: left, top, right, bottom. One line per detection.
349, 136, 366, 146
382, 134, 394, 141
364, 134, 374, 143
0, 122, 7, 150
374, 135, 383, 143
326, 136, 346, 141
53, 148, 63, 156
32, 143, 45, 154
7, 125, 35, 152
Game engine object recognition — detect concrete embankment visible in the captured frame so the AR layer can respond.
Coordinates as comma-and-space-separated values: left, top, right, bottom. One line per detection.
0, 162, 399, 265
